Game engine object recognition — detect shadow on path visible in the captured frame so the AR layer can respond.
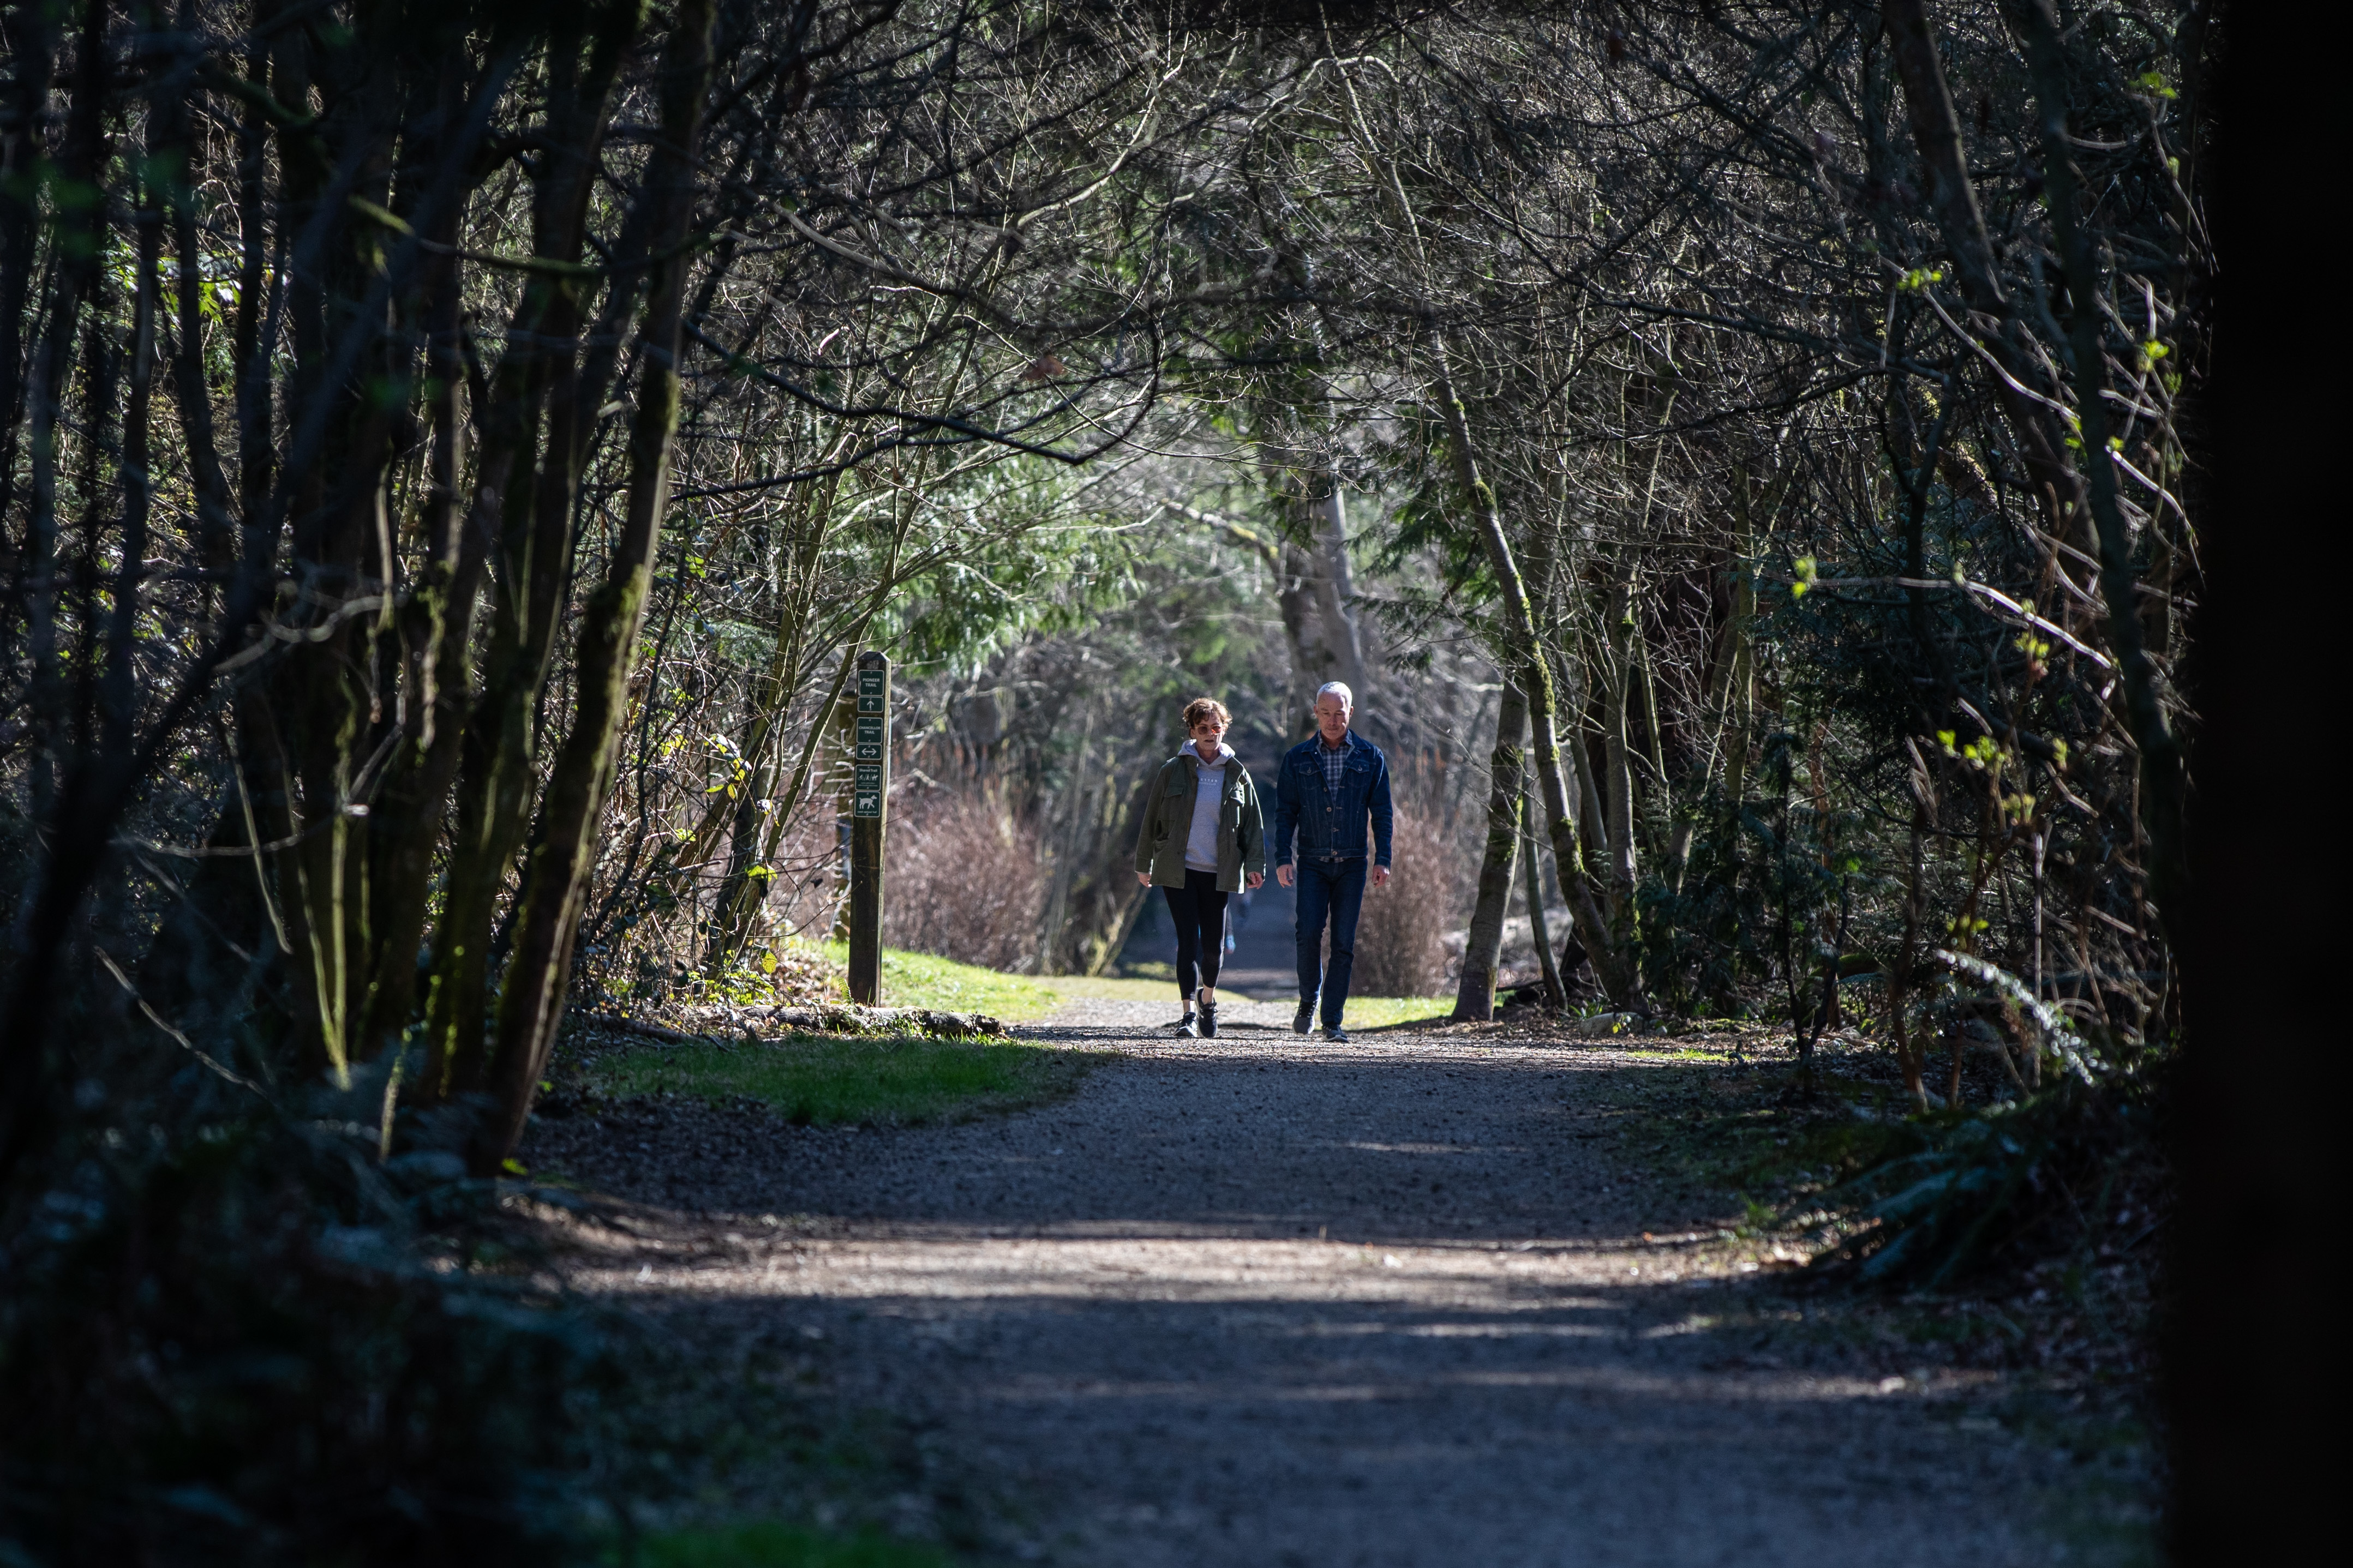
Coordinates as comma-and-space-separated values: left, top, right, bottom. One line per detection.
534, 1005, 2057, 1567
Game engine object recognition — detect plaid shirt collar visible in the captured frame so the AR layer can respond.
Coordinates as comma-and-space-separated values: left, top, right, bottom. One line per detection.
1318, 732, 1350, 795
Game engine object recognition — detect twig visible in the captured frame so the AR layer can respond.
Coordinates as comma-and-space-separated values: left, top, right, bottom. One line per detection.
1778, 572, 2114, 670
94, 947, 267, 1093
1932, 948, 2099, 1084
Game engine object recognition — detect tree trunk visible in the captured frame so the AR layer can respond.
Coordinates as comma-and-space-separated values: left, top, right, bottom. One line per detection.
1564, 657, 1613, 875
0, 0, 111, 1106
474, 0, 715, 1171
1599, 557, 1644, 947
1038, 706, 1095, 972
1424, 334, 1644, 1011
1453, 680, 1528, 1021
1309, 478, 1368, 706
1254, 422, 1361, 734
355, 53, 493, 1056
0, 0, 57, 526
1881, 0, 2082, 542
1717, 470, 1764, 854
1667, 479, 1766, 893
1275, 538, 1331, 737
1523, 770, 1566, 1007
417, 13, 647, 1101
1056, 770, 1157, 975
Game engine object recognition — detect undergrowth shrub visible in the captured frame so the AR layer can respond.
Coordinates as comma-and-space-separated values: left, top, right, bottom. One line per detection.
1805, 1076, 2167, 1289
0, 1090, 600, 1565
883, 781, 1047, 972
1354, 810, 1451, 996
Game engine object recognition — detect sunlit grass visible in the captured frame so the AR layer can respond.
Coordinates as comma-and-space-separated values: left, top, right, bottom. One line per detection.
816, 942, 1062, 1021
1037, 974, 1178, 1002
1339, 995, 1453, 1029
588, 1034, 1098, 1126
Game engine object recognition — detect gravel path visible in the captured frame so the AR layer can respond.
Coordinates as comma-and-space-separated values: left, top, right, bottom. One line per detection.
535, 994, 2063, 1566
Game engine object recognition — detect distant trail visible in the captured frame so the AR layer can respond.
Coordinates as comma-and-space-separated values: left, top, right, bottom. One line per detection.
548, 994, 2059, 1566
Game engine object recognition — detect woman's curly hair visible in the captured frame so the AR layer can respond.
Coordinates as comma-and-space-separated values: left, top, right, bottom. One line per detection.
1181, 696, 1231, 732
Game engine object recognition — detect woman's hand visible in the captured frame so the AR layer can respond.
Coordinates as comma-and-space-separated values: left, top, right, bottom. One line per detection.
1135, 870, 1152, 887
1245, 872, 1265, 890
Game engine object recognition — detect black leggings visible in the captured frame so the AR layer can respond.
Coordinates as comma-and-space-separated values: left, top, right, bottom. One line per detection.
1165, 868, 1229, 1000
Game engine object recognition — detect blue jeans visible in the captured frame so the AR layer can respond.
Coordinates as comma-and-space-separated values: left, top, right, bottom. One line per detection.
1294, 856, 1368, 1027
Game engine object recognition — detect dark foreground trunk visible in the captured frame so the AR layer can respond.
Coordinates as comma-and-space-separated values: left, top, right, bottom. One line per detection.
2167, 16, 2330, 1556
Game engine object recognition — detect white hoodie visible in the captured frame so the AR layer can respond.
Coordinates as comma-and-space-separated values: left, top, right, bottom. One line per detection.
1182, 742, 1235, 874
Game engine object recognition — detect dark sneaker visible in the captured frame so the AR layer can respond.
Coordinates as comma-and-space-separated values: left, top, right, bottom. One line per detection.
1294, 1002, 1316, 1035
1176, 1014, 1199, 1038
1322, 1025, 1350, 1043
1199, 1004, 1219, 1040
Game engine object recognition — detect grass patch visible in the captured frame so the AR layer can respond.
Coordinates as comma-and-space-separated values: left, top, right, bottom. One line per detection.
597, 1521, 951, 1567
1036, 974, 1180, 1002
586, 1034, 1098, 1126
817, 944, 1061, 1022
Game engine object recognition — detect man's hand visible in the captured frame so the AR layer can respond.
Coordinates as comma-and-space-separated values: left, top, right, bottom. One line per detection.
1135, 870, 1152, 887
1372, 865, 1391, 888
1245, 871, 1265, 890
1276, 864, 1294, 887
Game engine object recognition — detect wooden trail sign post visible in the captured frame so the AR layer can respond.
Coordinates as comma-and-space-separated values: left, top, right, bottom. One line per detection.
848, 651, 889, 1005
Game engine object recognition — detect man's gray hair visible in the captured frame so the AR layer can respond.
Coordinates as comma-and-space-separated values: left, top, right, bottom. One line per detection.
1315, 681, 1354, 708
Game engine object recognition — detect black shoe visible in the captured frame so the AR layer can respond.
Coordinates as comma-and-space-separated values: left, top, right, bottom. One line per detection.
1323, 1025, 1350, 1043
1294, 1002, 1315, 1035
1199, 1002, 1218, 1039
1176, 1013, 1199, 1038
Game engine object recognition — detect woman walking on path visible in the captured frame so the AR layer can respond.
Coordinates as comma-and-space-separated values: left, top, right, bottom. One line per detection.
1135, 698, 1267, 1037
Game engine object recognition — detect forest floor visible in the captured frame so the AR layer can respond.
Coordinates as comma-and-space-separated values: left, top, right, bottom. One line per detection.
520, 987, 2159, 1567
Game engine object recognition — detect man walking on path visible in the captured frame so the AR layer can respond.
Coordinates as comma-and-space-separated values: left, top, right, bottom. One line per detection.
1274, 682, 1394, 1040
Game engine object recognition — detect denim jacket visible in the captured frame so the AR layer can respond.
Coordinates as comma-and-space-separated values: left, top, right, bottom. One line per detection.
1273, 730, 1394, 867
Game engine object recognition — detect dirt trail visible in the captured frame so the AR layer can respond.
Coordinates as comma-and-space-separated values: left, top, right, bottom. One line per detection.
538, 994, 2064, 1565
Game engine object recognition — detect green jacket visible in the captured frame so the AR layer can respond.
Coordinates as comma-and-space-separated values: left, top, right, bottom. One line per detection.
1134, 746, 1267, 892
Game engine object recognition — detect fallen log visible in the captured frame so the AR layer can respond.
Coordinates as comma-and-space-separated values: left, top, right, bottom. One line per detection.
571, 1004, 1007, 1044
